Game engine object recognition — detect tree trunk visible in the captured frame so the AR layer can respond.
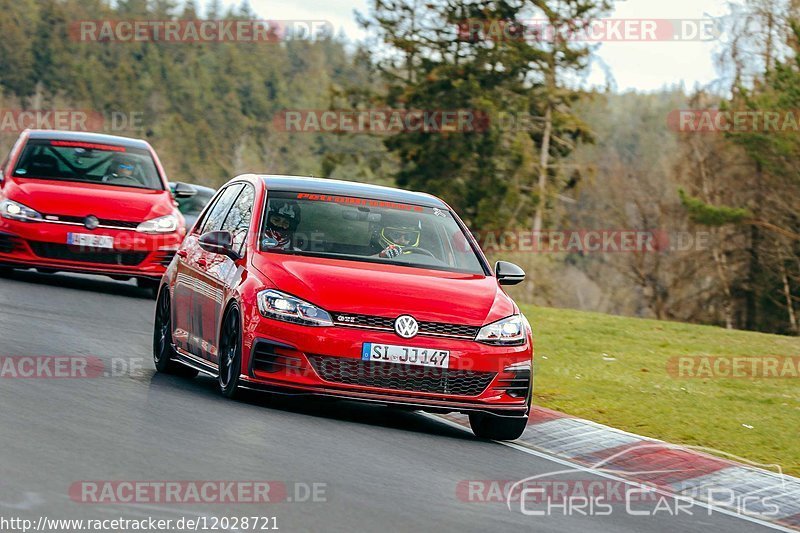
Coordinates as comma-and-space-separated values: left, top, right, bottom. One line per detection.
533, 104, 552, 233
744, 161, 764, 330
779, 252, 799, 334
745, 226, 760, 330
712, 244, 735, 329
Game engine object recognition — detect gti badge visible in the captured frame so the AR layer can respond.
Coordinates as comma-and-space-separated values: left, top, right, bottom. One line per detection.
84, 215, 100, 230
394, 315, 419, 339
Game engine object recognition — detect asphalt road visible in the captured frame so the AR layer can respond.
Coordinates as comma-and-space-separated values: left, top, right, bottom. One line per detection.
0, 270, 781, 533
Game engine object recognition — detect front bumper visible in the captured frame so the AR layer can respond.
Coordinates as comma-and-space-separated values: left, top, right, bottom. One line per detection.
0, 219, 183, 279
241, 316, 533, 416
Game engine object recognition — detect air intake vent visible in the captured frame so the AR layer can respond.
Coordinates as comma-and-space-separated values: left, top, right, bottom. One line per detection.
251, 341, 304, 374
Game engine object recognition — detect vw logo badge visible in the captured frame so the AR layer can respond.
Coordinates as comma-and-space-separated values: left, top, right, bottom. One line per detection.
84, 215, 100, 230
394, 315, 419, 339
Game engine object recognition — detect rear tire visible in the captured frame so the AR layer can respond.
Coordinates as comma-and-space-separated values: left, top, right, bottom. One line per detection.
153, 287, 199, 377
469, 412, 528, 441
218, 305, 243, 399
0, 266, 12, 277
137, 278, 160, 299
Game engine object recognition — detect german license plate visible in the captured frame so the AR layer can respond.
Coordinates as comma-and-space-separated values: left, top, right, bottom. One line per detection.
362, 342, 450, 368
67, 233, 114, 249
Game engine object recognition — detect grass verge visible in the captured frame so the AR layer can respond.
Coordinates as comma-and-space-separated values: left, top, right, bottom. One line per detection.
519, 305, 800, 476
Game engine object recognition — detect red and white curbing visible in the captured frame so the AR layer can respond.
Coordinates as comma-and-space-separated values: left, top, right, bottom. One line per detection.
439, 406, 800, 530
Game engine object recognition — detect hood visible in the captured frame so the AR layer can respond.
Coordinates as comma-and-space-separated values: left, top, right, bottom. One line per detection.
252, 253, 516, 325
4, 178, 173, 222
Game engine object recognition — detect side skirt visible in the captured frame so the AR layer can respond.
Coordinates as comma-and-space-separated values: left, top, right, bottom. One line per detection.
173, 345, 219, 377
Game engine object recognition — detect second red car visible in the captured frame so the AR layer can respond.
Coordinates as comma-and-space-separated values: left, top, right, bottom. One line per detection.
0, 130, 193, 293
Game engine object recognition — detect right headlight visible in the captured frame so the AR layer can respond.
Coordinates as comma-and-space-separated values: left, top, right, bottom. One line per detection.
475, 315, 526, 346
136, 214, 179, 234
257, 289, 333, 327
0, 199, 43, 222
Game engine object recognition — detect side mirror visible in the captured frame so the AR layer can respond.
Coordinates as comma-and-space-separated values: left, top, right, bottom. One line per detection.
495, 261, 525, 286
172, 182, 197, 199
199, 230, 240, 260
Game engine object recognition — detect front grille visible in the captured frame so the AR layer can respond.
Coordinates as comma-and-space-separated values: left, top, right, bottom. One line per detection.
418, 321, 481, 338
331, 312, 480, 340
0, 232, 21, 254
335, 314, 395, 329
43, 214, 140, 229
307, 355, 495, 396
29, 242, 147, 266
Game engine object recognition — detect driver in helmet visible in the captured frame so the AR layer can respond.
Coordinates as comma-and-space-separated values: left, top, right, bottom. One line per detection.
373, 217, 422, 258
262, 200, 301, 250
103, 156, 137, 182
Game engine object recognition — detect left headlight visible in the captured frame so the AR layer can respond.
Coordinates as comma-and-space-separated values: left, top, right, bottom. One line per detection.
257, 289, 333, 327
475, 315, 526, 346
0, 199, 43, 222
136, 214, 179, 234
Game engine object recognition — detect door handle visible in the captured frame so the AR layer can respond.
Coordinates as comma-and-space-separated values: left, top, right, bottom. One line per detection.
197, 258, 208, 268
177, 250, 188, 258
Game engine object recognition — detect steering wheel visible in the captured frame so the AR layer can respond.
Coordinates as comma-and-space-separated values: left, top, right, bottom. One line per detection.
103, 174, 143, 186
403, 247, 436, 258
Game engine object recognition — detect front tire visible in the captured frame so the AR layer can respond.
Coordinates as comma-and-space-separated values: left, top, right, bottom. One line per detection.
153, 287, 198, 377
218, 305, 243, 399
469, 412, 528, 441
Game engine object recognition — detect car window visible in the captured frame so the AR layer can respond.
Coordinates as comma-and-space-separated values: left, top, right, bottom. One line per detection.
193, 190, 222, 234
2, 136, 25, 178
220, 184, 255, 255
199, 184, 244, 235
13, 139, 163, 190
259, 191, 486, 275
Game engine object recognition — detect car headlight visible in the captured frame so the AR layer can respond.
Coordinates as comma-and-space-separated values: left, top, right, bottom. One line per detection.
475, 315, 526, 345
0, 199, 42, 222
136, 214, 179, 234
257, 289, 333, 327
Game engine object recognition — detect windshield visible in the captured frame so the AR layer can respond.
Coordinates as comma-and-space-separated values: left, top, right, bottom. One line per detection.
260, 191, 486, 275
13, 139, 164, 190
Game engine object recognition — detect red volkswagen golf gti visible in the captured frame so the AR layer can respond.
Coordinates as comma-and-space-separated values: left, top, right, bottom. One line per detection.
0, 130, 193, 293
154, 175, 533, 440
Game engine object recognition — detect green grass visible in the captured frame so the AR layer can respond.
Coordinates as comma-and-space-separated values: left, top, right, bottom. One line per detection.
520, 305, 800, 476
